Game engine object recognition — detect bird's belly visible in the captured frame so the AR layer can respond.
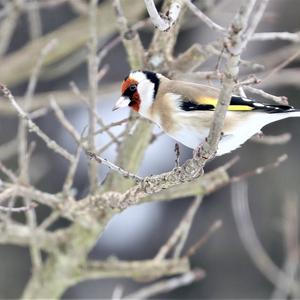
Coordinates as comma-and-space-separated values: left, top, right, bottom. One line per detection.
166, 126, 209, 149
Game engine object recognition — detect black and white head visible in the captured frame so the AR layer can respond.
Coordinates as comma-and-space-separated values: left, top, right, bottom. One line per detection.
113, 70, 161, 117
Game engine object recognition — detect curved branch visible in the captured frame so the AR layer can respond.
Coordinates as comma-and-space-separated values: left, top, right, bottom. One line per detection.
144, 0, 182, 31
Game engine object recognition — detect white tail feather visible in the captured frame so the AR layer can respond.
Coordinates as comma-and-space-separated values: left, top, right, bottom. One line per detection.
217, 110, 300, 156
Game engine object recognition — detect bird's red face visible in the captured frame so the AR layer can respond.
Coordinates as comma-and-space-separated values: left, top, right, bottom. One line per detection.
113, 71, 160, 116
113, 77, 141, 112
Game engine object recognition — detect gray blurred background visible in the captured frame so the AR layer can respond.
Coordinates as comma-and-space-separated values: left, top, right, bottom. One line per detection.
0, 0, 300, 298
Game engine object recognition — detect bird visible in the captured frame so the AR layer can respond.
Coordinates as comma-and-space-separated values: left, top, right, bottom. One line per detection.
113, 70, 300, 156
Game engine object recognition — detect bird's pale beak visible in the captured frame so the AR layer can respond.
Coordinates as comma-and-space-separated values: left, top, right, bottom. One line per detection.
112, 96, 130, 111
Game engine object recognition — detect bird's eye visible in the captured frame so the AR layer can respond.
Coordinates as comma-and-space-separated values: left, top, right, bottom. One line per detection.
129, 84, 137, 92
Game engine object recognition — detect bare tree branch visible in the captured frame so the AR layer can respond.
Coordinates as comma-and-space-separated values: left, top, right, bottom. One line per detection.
0, 0, 297, 298
144, 0, 182, 31
0, 84, 74, 162
185, 0, 225, 32
78, 258, 190, 282
123, 269, 205, 299
155, 196, 203, 260
231, 180, 300, 295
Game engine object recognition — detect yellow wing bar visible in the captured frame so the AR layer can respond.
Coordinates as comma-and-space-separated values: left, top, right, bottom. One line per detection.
198, 97, 254, 111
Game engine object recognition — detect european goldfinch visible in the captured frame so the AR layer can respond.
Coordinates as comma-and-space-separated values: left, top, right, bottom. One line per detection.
113, 70, 300, 156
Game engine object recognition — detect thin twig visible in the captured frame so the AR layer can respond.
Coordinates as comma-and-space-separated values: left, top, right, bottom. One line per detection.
185, 0, 225, 32
38, 211, 61, 230
19, 39, 58, 179
0, 161, 17, 182
240, 0, 270, 51
69, 81, 120, 145
123, 269, 205, 299
186, 220, 222, 257
97, 131, 125, 154
86, 151, 143, 182
29, 106, 51, 119
94, 117, 139, 136
0, 187, 16, 204
0, 202, 37, 213
50, 97, 81, 145
155, 196, 203, 260
63, 146, 81, 196
243, 84, 288, 105
251, 133, 291, 145
251, 31, 300, 42
231, 154, 288, 183
262, 48, 300, 83
0, 84, 74, 162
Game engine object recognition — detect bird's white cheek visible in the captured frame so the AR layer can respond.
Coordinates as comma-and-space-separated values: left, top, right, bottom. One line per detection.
137, 81, 155, 117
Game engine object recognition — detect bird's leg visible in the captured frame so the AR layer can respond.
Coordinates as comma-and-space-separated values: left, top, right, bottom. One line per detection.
174, 143, 180, 168
193, 145, 201, 159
